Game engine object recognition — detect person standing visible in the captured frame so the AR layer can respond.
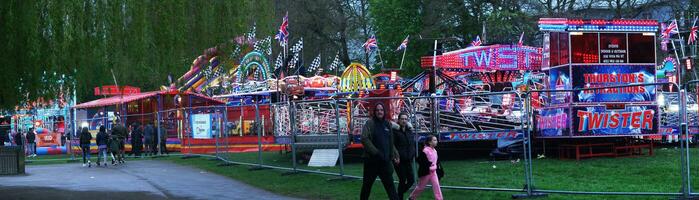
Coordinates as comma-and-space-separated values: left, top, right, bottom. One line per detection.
132, 123, 144, 158
143, 122, 154, 156
14, 130, 23, 147
409, 135, 443, 200
79, 127, 92, 167
393, 112, 417, 200
359, 103, 400, 200
6, 130, 14, 146
26, 128, 36, 157
96, 126, 109, 167
111, 119, 128, 164
159, 124, 168, 155
0, 127, 6, 146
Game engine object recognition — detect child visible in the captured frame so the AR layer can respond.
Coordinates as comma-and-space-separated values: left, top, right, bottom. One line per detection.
409, 135, 443, 200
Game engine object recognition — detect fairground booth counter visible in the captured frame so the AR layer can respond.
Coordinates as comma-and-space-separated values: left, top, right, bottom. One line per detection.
413, 43, 542, 143
72, 87, 229, 154
535, 18, 667, 158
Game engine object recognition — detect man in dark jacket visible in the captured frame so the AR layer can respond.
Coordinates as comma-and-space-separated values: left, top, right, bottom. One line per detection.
26, 128, 36, 157
14, 130, 23, 147
130, 123, 143, 158
111, 119, 128, 164
159, 124, 168, 155
143, 123, 154, 156
393, 111, 416, 200
360, 103, 400, 200
96, 126, 109, 166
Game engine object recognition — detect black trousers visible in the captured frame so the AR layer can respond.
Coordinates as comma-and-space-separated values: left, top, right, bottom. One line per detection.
360, 157, 399, 200
394, 158, 415, 200
132, 143, 142, 156
160, 139, 168, 154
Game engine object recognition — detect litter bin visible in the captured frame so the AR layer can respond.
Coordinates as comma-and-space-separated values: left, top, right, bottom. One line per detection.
0, 146, 25, 175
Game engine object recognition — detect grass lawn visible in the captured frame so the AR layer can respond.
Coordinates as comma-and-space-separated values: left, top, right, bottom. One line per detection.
153, 147, 699, 200
24, 154, 79, 165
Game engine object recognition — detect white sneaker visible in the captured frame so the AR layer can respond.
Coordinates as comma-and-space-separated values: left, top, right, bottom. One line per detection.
82, 163, 86, 167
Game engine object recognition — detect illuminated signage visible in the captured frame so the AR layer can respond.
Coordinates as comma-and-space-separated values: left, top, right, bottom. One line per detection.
441, 131, 522, 141
420, 45, 542, 71
572, 65, 655, 103
94, 85, 141, 96
572, 105, 657, 136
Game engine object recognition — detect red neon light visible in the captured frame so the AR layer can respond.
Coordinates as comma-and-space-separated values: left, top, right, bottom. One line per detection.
94, 85, 141, 96
539, 18, 658, 26
420, 45, 542, 71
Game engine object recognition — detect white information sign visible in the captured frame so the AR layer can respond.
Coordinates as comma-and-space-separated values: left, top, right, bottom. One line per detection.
308, 149, 339, 167
191, 114, 212, 139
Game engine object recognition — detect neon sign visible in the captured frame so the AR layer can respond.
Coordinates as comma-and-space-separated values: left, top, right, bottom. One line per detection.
538, 18, 658, 32
420, 45, 542, 71
572, 105, 657, 136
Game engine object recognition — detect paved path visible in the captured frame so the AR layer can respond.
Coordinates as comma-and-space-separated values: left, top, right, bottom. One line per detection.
0, 160, 301, 200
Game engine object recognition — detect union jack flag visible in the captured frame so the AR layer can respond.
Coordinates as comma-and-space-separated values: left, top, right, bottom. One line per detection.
363, 35, 378, 52
395, 35, 409, 51
689, 17, 698, 45
662, 20, 679, 39
275, 12, 289, 45
471, 35, 482, 47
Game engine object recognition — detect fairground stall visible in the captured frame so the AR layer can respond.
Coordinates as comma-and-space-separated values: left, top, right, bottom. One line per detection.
11, 96, 74, 155
271, 63, 364, 151
73, 87, 225, 153
536, 18, 660, 159
414, 44, 542, 143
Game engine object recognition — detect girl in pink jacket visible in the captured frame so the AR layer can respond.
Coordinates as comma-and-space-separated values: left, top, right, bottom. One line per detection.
410, 135, 443, 200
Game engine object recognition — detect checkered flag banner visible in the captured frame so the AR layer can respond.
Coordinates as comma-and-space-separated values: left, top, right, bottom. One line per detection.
213, 64, 225, 79
291, 38, 303, 53
246, 23, 257, 43
230, 45, 242, 60
288, 53, 299, 69
328, 52, 341, 71
254, 36, 272, 55
274, 53, 284, 70
203, 65, 213, 80
264, 36, 273, 55
308, 54, 321, 76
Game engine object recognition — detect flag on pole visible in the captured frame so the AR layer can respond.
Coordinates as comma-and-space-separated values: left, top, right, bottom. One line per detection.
246, 23, 257, 44
274, 53, 284, 70
290, 38, 303, 53
275, 12, 290, 45
471, 35, 482, 47
689, 17, 698, 44
328, 53, 342, 71
517, 32, 524, 46
663, 20, 679, 38
308, 54, 322, 76
395, 35, 409, 51
362, 35, 378, 52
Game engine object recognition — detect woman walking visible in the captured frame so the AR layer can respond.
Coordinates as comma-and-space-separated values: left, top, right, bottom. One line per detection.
409, 135, 443, 200
79, 127, 92, 167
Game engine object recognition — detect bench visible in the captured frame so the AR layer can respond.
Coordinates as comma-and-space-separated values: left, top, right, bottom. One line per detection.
614, 143, 653, 157
559, 143, 615, 161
